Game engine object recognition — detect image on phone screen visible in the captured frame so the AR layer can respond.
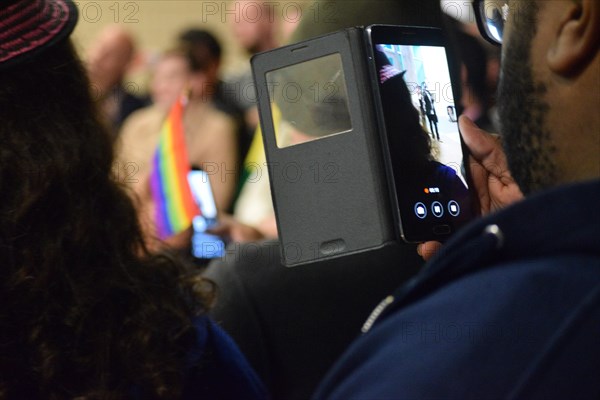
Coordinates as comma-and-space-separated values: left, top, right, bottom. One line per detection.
371, 28, 476, 242
187, 168, 225, 259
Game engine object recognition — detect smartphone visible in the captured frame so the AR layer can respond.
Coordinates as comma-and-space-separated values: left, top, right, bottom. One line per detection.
187, 167, 226, 259
366, 25, 477, 242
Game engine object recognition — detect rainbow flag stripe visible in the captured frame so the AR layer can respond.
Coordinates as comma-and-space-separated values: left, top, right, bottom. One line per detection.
150, 97, 199, 239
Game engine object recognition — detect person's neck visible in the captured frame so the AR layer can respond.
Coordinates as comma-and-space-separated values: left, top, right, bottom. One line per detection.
188, 95, 212, 106
548, 98, 599, 187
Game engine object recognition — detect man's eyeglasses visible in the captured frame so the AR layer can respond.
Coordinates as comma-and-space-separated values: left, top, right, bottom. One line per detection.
473, 0, 510, 46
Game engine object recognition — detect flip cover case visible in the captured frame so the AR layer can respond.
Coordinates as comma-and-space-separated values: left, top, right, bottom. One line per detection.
252, 28, 395, 266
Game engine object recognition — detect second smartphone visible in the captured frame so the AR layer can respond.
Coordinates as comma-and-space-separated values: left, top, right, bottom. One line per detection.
187, 167, 226, 260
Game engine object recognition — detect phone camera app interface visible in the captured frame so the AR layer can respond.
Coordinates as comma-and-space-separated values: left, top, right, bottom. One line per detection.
374, 43, 474, 238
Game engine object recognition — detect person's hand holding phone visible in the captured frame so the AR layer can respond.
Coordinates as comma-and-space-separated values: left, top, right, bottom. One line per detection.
417, 116, 524, 261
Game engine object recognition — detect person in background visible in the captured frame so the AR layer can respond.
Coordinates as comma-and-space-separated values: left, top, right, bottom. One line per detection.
179, 28, 247, 211
0, 1, 266, 398
416, 85, 430, 132
117, 37, 239, 252
223, 0, 282, 158
116, 49, 191, 250
86, 25, 149, 138
422, 82, 441, 141
314, 0, 599, 397
230, 0, 279, 55
178, 28, 244, 128
181, 35, 239, 213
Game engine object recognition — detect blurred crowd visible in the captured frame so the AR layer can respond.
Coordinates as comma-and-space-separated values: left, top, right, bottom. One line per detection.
81, 0, 501, 257
82, 0, 303, 254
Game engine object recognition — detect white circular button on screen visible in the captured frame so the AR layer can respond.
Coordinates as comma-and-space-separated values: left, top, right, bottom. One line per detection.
414, 202, 427, 219
432, 201, 444, 218
448, 200, 460, 217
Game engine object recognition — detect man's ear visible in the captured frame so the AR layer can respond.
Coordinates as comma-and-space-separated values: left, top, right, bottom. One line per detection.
547, 0, 600, 76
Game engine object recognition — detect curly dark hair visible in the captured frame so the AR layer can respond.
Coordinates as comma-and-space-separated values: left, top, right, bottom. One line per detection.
0, 40, 213, 399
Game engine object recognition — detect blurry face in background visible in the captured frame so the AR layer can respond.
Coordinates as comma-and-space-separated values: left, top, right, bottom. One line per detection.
86, 27, 134, 95
150, 54, 190, 111
231, 0, 275, 54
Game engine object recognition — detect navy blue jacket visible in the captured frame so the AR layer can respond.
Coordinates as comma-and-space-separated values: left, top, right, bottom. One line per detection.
181, 316, 268, 399
315, 180, 600, 399
130, 315, 267, 399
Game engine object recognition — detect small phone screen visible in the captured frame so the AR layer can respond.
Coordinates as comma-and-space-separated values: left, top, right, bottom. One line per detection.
187, 169, 225, 259
371, 30, 476, 242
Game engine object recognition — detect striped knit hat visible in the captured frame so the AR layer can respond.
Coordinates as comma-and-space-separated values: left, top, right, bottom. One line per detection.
0, 0, 78, 70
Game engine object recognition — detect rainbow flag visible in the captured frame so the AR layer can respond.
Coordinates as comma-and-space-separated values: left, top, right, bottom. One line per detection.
149, 97, 199, 239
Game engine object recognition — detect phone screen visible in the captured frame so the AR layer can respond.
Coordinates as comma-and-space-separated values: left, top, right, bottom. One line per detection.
369, 26, 476, 242
187, 169, 225, 259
